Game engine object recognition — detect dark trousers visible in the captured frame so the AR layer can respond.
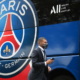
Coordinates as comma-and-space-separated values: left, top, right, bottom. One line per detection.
28, 73, 47, 80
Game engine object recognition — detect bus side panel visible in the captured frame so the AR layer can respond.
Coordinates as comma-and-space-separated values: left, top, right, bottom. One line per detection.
47, 55, 79, 80
38, 21, 79, 55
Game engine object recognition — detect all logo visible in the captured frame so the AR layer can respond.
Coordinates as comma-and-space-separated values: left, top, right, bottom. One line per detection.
0, 0, 38, 78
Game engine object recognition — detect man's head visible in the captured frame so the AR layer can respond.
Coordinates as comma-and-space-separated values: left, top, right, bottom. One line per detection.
38, 37, 48, 49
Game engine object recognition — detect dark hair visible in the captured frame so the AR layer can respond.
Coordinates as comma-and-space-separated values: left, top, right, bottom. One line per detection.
38, 37, 46, 43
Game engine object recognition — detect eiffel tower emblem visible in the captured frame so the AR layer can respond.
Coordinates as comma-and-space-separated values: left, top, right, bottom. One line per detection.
0, 14, 20, 56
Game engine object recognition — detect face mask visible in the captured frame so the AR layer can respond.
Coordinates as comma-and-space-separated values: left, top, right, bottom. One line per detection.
42, 43, 48, 49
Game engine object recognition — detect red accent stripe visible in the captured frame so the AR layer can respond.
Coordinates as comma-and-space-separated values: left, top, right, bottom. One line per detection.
0, 64, 31, 80
4, 14, 12, 32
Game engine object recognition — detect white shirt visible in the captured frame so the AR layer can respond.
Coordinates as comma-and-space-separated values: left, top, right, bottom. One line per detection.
38, 46, 47, 66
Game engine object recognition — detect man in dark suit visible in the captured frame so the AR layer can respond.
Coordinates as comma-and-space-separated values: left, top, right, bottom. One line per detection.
28, 37, 54, 80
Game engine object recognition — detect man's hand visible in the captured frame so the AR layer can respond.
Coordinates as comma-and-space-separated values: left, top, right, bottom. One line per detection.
48, 66, 51, 72
46, 59, 54, 64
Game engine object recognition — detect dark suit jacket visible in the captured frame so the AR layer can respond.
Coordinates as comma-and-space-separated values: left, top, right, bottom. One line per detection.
28, 47, 48, 80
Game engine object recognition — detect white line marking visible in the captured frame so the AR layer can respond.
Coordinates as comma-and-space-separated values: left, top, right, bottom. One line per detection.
0, 0, 6, 4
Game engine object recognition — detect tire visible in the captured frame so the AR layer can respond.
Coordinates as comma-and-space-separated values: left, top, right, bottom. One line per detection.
53, 75, 74, 80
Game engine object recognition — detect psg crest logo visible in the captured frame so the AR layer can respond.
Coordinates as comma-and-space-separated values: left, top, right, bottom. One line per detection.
0, 0, 38, 78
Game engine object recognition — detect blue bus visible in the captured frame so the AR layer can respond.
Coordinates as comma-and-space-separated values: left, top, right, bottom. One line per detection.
0, 0, 79, 80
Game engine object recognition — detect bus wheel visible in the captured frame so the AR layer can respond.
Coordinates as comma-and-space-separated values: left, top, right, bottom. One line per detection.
53, 75, 74, 80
